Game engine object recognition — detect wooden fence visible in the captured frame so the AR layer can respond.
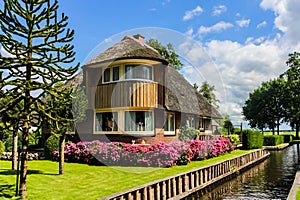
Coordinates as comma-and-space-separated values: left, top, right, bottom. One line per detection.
100, 149, 270, 200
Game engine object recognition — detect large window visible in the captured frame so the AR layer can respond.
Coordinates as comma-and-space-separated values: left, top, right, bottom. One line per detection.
125, 111, 153, 132
125, 65, 152, 80
164, 112, 175, 135
95, 112, 118, 132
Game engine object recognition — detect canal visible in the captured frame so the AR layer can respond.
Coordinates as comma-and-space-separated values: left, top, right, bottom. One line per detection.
185, 144, 300, 200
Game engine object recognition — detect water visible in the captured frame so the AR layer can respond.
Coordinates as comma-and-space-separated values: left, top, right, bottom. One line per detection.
185, 144, 300, 200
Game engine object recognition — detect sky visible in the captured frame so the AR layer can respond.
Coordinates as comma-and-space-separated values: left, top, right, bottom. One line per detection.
1, 0, 300, 128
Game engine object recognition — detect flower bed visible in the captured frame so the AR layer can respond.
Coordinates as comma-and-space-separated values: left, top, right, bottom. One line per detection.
54, 137, 234, 167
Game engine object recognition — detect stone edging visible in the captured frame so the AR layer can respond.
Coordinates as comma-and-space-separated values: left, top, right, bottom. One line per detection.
287, 171, 300, 200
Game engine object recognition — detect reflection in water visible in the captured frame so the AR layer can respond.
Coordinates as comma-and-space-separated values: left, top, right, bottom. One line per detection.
185, 144, 300, 200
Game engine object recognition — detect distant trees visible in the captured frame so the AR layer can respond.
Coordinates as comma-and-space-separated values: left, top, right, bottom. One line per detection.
223, 115, 234, 135
146, 39, 183, 70
281, 52, 300, 139
243, 52, 300, 138
194, 81, 219, 109
243, 78, 286, 134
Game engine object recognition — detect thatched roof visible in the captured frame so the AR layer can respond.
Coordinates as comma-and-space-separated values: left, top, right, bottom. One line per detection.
84, 35, 166, 66
165, 66, 222, 119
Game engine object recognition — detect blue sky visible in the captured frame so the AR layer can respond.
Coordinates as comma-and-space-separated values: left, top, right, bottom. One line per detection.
1, 0, 300, 128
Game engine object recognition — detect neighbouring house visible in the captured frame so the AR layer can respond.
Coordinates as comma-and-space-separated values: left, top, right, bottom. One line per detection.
75, 34, 222, 144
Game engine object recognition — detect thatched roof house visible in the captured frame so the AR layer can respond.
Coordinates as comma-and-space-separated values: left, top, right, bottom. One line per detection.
75, 34, 222, 144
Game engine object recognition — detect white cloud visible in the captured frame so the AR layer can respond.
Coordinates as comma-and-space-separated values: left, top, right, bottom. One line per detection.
260, 0, 300, 50
212, 5, 227, 16
257, 21, 267, 28
236, 19, 250, 28
104, 38, 113, 43
198, 21, 233, 35
0, 46, 14, 57
185, 28, 194, 37
148, 8, 157, 12
178, 0, 300, 126
183, 6, 203, 21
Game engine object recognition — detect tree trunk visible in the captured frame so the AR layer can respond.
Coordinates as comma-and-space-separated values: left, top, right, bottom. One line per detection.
296, 123, 299, 140
59, 133, 66, 175
19, 119, 29, 198
12, 124, 18, 170
277, 118, 280, 135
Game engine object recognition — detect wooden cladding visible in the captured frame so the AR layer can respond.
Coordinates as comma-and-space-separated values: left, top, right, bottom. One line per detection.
95, 81, 158, 109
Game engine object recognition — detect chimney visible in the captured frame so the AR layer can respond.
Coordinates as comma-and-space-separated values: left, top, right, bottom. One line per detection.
133, 34, 145, 45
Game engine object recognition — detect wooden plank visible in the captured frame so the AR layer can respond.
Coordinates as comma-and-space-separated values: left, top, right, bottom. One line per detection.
141, 82, 144, 107
137, 82, 140, 107
132, 81, 137, 107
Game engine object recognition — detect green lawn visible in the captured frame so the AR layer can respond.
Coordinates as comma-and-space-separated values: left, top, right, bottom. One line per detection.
0, 150, 252, 200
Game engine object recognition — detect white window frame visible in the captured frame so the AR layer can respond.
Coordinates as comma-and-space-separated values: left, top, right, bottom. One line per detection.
164, 112, 175, 135
94, 110, 154, 135
124, 110, 154, 134
94, 111, 119, 133
101, 64, 153, 84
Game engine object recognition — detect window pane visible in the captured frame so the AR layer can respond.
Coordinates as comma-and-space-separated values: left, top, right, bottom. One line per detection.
103, 68, 110, 82
164, 113, 169, 131
125, 111, 153, 131
170, 114, 175, 131
95, 112, 118, 131
125, 111, 136, 131
125, 65, 152, 80
113, 67, 119, 81
125, 65, 133, 79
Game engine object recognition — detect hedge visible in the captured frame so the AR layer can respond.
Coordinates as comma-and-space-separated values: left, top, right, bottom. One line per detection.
241, 129, 263, 150
221, 134, 240, 146
263, 135, 284, 146
282, 134, 293, 143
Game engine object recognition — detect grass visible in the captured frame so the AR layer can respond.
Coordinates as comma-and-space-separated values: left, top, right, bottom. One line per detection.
0, 149, 253, 200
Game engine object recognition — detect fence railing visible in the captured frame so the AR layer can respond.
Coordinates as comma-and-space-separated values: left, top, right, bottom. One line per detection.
100, 149, 270, 200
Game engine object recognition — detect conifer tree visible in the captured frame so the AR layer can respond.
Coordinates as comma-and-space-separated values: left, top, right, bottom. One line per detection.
0, 0, 79, 198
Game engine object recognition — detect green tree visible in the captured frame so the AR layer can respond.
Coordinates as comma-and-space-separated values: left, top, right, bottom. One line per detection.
46, 84, 87, 175
197, 81, 219, 109
146, 38, 183, 70
281, 52, 300, 139
0, 91, 21, 170
243, 78, 286, 134
223, 115, 233, 135
0, 0, 79, 198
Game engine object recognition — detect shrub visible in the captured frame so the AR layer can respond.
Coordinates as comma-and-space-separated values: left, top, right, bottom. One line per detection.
44, 135, 59, 159
178, 126, 199, 141
282, 134, 293, 143
0, 140, 5, 155
241, 129, 263, 150
54, 137, 235, 167
263, 135, 284, 146
221, 134, 240, 146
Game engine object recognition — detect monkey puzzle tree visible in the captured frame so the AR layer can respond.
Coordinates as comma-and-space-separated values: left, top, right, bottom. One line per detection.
0, 0, 79, 198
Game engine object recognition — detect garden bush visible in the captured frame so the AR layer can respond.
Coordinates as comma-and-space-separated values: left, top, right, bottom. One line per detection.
53, 137, 235, 167
178, 126, 199, 141
263, 135, 284, 146
221, 134, 240, 146
282, 134, 293, 143
241, 129, 263, 150
44, 135, 59, 159
0, 140, 5, 155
